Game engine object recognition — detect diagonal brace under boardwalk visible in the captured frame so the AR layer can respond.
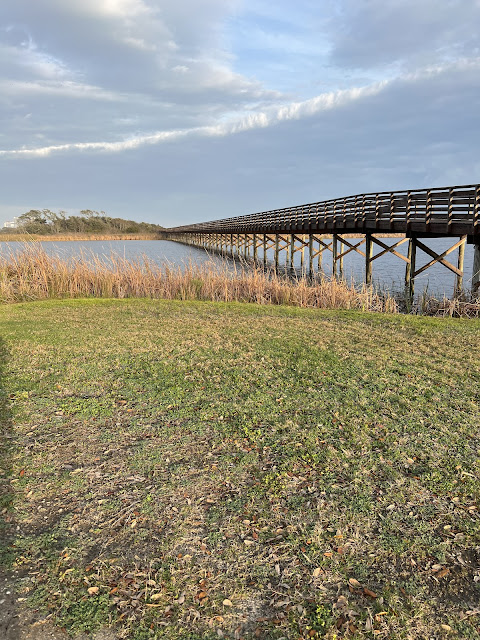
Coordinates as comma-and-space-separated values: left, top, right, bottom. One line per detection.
413, 237, 465, 277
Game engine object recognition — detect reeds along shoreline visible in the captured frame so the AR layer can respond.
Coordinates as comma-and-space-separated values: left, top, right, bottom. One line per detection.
0, 233, 160, 242
0, 245, 478, 316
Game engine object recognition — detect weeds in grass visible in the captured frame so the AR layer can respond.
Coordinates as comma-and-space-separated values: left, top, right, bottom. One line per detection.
1, 300, 479, 639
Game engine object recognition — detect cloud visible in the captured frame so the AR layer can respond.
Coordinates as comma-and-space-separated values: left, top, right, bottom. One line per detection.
0, 0, 280, 158
3, 56, 477, 159
0, 0, 249, 96
0, 78, 389, 157
0, 79, 123, 101
329, 0, 480, 70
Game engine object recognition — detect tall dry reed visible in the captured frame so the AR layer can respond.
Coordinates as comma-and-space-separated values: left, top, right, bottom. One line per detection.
0, 233, 159, 242
418, 294, 480, 318
0, 244, 399, 312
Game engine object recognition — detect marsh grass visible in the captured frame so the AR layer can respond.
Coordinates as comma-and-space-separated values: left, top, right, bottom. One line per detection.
0, 244, 398, 312
1, 244, 479, 316
0, 233, 159, 242
419, 294, 480, 318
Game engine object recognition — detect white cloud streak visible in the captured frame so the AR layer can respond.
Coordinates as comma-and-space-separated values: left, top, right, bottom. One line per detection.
0, 80, 387, 158
5, 52, 474, 159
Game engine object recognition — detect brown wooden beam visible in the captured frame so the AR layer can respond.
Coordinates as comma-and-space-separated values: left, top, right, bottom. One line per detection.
413, 237, 465, 277
369, 236, 410, 263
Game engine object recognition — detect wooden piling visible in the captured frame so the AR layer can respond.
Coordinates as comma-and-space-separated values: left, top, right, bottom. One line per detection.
455, 237, 466, 296
275, 235, 280, 272
338, 237, 344, 279
365, 233, 373, 285
473, 242, 480, 296
317, 238, 323, 271
290, 234, 295, 271
308, 235, 314, 276
406, 237, 417, 302
405, 237, 413, 292
332, 235, 338, 278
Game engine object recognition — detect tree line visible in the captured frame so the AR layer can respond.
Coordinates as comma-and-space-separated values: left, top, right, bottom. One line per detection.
2, 209, 164, 235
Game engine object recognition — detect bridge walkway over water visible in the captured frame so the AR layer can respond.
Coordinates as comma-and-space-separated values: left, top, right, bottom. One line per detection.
163, 184, 480, 298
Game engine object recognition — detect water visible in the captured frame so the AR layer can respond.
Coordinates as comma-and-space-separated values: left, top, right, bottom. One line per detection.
0, 237, 476, 298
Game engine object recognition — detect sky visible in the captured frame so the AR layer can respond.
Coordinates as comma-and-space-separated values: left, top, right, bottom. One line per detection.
0, 0, 479, 227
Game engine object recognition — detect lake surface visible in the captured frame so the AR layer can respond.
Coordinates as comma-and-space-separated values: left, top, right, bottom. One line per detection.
0, 237, 475, 298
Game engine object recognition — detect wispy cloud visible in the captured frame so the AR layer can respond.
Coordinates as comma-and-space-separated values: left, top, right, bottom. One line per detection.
0, 80, 387, 158
0, 79, 124, 101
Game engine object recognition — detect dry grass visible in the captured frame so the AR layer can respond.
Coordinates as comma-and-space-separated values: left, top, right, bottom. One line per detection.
0, 233, 159, 242
0, 244, 398, 312
419, 294, 480, 318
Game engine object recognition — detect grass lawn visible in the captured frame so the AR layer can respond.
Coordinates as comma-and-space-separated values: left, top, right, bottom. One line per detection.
0, 299, 479, 639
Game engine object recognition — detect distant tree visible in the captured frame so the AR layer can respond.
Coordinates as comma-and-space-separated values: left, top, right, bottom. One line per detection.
17, 210, 51, 234
18, 210, 46, 224
13, 208, 163, 235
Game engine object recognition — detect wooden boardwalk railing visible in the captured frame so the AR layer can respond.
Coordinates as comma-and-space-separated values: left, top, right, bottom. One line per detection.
167, 184, 480, 236
163, 184, 480, 298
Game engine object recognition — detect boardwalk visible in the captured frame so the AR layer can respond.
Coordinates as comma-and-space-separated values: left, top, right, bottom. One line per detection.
164, 184, 480, 298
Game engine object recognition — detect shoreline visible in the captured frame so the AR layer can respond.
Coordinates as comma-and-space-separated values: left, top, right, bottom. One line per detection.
0, 233, 161, 242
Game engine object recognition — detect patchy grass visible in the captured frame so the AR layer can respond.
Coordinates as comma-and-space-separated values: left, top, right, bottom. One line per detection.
0, 299, 479, 640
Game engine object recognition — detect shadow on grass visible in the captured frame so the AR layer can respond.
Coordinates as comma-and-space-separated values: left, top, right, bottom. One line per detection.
0, 336, 19, 639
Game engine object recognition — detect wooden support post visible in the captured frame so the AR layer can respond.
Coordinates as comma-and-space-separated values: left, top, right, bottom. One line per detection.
338, 237, 344, 278
317, 238, 323, 271
263, 234, 267, 268
405, 238, 413, 292
300, 235, 305, 273
332, 234, 338, 278
365, 233, 373, 285
455, 237, 466, 296
290, 234, 295, 271
406, 237, 417, 303
252, 234, 257, 262
275, 235, 280, 272
308, 235, 314, 276
473, 243, 480, 297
